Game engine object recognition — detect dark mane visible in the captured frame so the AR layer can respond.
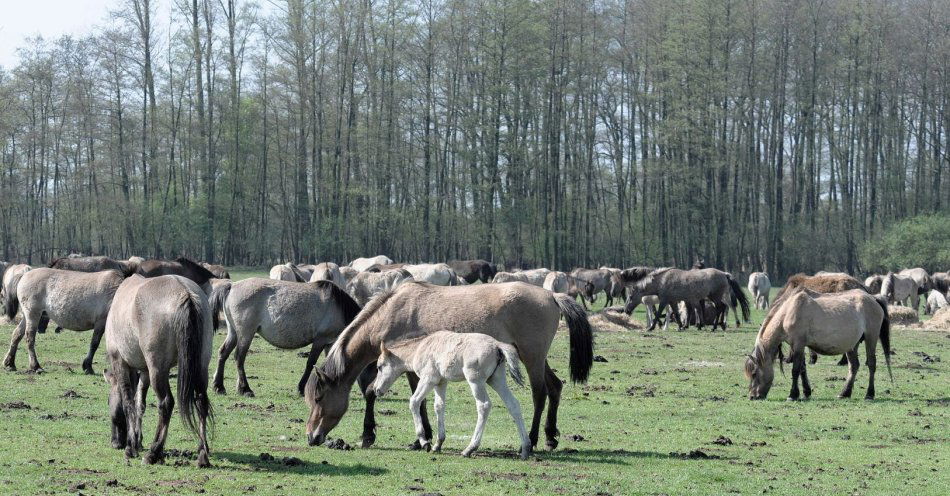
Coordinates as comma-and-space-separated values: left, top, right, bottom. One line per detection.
319, 286, 403, 381
621, 266, 654, 283
313, 280, 362, 325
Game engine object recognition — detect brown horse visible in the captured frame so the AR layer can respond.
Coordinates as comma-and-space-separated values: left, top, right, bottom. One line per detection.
303, 281, 594, 452
137, 258, 217, 291
200, 262, 231, 279
448, 259, 498, 284
49, 256, 137, 276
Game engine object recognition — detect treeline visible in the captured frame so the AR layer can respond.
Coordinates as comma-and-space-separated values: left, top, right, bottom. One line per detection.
0, 0, 947, 277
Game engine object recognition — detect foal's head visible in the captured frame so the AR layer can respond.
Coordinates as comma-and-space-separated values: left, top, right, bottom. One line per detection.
371, 344, 406, 399
744, 347, 775, 400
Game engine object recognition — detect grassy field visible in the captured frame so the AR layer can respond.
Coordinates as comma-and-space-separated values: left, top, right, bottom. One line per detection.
0, 272, 947, 495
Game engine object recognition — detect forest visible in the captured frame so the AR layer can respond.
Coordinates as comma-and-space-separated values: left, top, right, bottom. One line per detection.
0, 0, 947, 277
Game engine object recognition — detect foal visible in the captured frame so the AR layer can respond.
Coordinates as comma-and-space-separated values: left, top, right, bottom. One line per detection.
372, 331, 530, 460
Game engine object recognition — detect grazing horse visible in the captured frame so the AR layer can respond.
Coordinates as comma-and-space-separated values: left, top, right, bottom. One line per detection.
2, 264, 31, 321
346, 269, 414, 306
864, 275, 884, 295
492, 271, 528, 284
4, 268, 123, 374
621, 267, 750, 331
103, 275, 213, 467
448, 259, 498, 284
924, 289, 948, 315
747, 272, 771, 309
350, 256, 395, 272
881, 272, 919, 310
137, 257, 217, 292
571, 268, 611, 304
304, 281, 594, 452
200, 263, 230, 279
745, 288, 891, 401
372, 332, 529, 460
310, 262, 345, 287
600, 268, 627, 307
213, 278, 362, 397
49, 256, 137, 276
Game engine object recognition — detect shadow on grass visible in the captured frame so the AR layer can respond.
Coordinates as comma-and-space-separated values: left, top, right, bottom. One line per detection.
364, 446, 721, 465
214, 451, 387, 476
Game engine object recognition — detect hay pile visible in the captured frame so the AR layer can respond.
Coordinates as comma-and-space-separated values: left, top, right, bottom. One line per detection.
580, 307, 644, 332
925, 307, 950, 330
888, 305, 919, 326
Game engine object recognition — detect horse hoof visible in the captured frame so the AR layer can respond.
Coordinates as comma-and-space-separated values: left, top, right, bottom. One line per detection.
421, 442, 432, 452
143, 452, 163, 465
361, 435, 376, 449
239, 389, 255, 398
212, 385, 226, 395
27, 367, 44, 375
461, 449, 474, 458
864, 395, 875, 401
4, 365, 15, 372
786, 396, 801, 402
197, 453, 211, 468
545, 439, 558, 450
83, 367, 95, 376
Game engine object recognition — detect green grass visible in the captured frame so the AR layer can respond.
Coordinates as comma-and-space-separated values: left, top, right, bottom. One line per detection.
0, 275, 947, 495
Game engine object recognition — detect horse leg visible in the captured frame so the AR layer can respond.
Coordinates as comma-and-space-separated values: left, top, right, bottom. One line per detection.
211, 325, 239, 394
3, 320, 26, 371
432, 382, 447, 453
356, 365, 378, 448
113, 361, 140, 459
234, 337, 255, 397
787, 353, 802, 401
406, 372, 433, 448
82, 319, 106, 375
135, 373, 150, 451
408, 377, 438, 452
24, 315, 43, 373
144, 370, 174, 465
526, 361, 548, 450
489, 369, 529, 460
297, 342, 326, 396
836, 353, 849, 366
837, 348, 860, 399
799, 355, 812, 399
461, 379, 491, 458
864, 339, 877, 400
543, 362, 562, 450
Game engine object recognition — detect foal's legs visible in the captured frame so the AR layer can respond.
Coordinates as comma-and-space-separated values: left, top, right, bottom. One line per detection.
837, 348, 860, 399
462, 379, 492, 458
489, 369, 530, 460
408, 377, 438, 451
82, 319, 107, 375
432, 382, 448, 453
211, 323, 239, 394
3, 320, 26, 371
543, 363, 563, 450
356, 365, 378, 448
406, 373, 433, 447
297, 341, 327, 396
144, 369, 174, 465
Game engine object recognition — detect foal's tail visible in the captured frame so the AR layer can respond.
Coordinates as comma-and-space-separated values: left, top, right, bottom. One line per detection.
208, 280, 231, 330
553, 293, 594, 384
175, 290, 214, 439
873, 295, 894, 384
728, 276, 752, 323
498, 344, 524, 387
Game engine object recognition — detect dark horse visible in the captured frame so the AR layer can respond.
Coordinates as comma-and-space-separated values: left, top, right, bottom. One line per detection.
137, 257, 217, 288
448, 259, 498, 284
49, 256, 137, 276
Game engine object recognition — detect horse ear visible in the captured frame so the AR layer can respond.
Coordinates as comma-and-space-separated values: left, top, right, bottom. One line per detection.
379, 342, 389, 359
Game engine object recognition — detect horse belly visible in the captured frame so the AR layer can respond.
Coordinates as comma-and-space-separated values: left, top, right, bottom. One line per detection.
43, 300, 99, 331
257, 324, 313, 350
805, 326, 863, 355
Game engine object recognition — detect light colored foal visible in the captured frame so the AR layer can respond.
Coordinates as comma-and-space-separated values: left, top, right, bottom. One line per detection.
372, 331, 530, 459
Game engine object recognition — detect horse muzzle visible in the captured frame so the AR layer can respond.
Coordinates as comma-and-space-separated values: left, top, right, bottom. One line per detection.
308, 431, 327, 447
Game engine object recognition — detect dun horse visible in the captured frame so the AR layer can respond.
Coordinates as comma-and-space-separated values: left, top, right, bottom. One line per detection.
622, 267, 750, 331
304, 281, 593, 452
103, 275, 213, 467
49, 255, 137, 276
747, 272, 771, 309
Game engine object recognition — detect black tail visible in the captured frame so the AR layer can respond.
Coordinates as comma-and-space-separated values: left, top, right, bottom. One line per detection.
728, 276, 751, 322
3, 274, 21, 321
553, 293, 594, 383
208, 280, 231, 330
176, 292, 213, 439
873, 295, 894, 384
313, 280, 362, 325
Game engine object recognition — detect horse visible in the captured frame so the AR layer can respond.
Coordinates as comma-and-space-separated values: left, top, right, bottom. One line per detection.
213, 278, 362, 397
621, 267, 750, 331
571, 268, 611, 304
208, 278, 232, 330
338, 266, 359, 287
881, 272, 919, 310
542, 271, 589, 301
3, 268, 124, 374
103, 274, 213, 467
492, 271, 528, 284
600, 268, 627, 307
372, 332, 529, 459
49, 255, 137, 276
349, 256, 395, 272
931, 272, 949, 294
898, 267, 932, 295
270, 263, 305, 282
365, 263, 408, 273
309, 262, 345, 287
137, 257, 217, 292
304, 281, 594, 452
747, 272, 771, 309
346, 269, 414, 306
402, 264, 460, 286
200, 262, 230, 279
517, 269, 550, 287
448, 260, 498, 284
2, 264, 31, 322
864, 275, 884, 295
744, 288, 891, 401
924, 289, 948, 315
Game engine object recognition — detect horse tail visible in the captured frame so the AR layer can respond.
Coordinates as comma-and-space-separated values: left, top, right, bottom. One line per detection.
873, 295, 894, 384
553, 293, 594, 384
498, 344, 524, 387
3, 272, 22, 321
175, 289, 213, 440
728, 276, 751, 322
208, 280, 231, 330
447, 269, 459, 286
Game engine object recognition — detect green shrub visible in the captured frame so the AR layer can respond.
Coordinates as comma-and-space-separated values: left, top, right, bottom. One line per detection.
861, 214, 950, 273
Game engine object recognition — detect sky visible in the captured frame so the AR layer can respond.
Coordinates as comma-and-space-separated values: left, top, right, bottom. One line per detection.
0, 0, 117, 68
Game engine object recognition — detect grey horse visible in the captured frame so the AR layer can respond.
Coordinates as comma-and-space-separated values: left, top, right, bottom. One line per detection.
622, 267, 750, 331
50, 255, 137, 276
347, 269, 414, 307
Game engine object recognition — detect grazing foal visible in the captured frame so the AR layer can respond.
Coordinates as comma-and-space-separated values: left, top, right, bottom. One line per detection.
372, 331, 530, 460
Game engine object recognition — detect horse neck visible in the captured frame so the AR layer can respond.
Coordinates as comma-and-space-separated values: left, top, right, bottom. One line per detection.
755, 318, 785, 361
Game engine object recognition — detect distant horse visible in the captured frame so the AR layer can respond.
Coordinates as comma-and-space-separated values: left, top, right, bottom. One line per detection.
448, 259, 498, 284
214, 278, 362, 396
542, 271, 589, 301
600, 268, 628, 307
365, 263, 408, 273
200, 263, 230, 279
747, 272, 771, 309
3, 268, 123, 374
864, 275, 884, 295
492, 271, 529, 284
881, 272, 919, 309
924, 290, 948, 315
49, 256, 137, 276
350, 256, 395, 272
304, 281, 593, 451
103, 274, 213, 467
402, 264, 460, 286
931, 272, 949, 294
310, 262, 345, 287
898, 267, 932, 294
622, 267, 750, 331
745, 288, 891, 401
517, 269, 550, 287
339, 266, 359, 287
2, 264, 31, 322
270, 263, 305, 282
346, 269, 414, 306
137, 258, 217, 292
570, 268, 611, 303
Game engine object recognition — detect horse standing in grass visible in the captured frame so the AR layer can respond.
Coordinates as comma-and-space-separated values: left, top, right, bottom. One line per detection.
747, 272, 771, 309
881, 272, 919, 309
213, 278, 362, 397
349, 256, 395, 272
373, 332, 529, 459
270, 263, 304, 281
448, 260, 498, 284
304, 281, 593, 452
543, 271, 589, 301
3, 268, 124, 374
621, 267, 750, 331
49, 255, 137, 276
103, 274, 213, 467
745, 288, 891, 401
924, 290, 948, 315
571, 268, 611, 303
201, 263, 230, 279
137, 258, 217, 292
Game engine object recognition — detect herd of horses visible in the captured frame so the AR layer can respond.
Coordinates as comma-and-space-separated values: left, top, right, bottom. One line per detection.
0, 254, 946, 465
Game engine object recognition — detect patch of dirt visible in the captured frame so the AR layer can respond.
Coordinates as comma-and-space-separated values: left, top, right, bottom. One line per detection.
888, 305, 919, 325
61, 390, 83, 399
568, 434, 585, 442
671, 449, 720, 459
378, 409, 397, 416
911, 351, 941, 363
0, 401, 31, 410
712, 436, 733, 446
625, 384, 656, 397
592, 355, 609, 363
324, 438, 352, 450
926, 398, 949, 407
680, 361, 725, 368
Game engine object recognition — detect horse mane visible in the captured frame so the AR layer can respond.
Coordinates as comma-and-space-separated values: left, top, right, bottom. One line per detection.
320, 285, 403, 380
621, 266, 654, 283
48, 257, 66, 268
176, 257, 216, 280
312, 280, 362, 325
